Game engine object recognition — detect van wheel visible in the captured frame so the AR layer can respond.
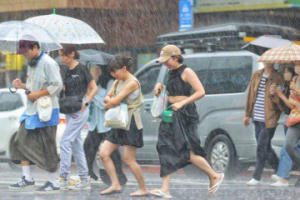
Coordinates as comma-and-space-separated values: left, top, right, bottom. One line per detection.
207, 134, 237, 179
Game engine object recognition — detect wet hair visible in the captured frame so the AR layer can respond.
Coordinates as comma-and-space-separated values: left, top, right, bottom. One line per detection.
108, 54, 133, 73
171, 55, 184, 63
60, 44, 80, 59
97, 65, 114, 89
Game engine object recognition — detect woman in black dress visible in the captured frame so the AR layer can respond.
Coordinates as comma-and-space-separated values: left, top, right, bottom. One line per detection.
150, 45, 224, 198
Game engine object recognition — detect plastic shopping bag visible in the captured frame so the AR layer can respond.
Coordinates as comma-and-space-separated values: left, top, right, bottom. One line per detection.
151, 85, 168, 118
37, 96, 52, 122
104, 103, 129, 129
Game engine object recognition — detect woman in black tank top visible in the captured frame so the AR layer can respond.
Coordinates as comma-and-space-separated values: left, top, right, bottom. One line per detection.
150, 45, 224, 197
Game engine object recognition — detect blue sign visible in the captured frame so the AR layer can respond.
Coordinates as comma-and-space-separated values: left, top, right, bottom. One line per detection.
179, 0, 193, 31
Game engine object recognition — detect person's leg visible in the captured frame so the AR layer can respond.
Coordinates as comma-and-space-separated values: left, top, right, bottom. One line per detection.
266, 127, 279, 171
188, 151, 223, 194
150, 174, 172, 197
285, 126, 300, 166
99, 140, 121, 194
83, 129, 102, 180
122, 145, 148, 196
276, 126, 292, 181
21, 161, 33, 181
253, 123, 274, 181
110, 148, 127, 184
59, 112, 87, 180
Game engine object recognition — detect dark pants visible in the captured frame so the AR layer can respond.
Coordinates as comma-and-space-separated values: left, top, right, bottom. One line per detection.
83, 129, 126, 179
253, 121, 279, 181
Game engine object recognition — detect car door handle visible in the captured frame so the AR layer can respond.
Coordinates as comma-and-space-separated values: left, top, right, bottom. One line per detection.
144, 103, 152, 112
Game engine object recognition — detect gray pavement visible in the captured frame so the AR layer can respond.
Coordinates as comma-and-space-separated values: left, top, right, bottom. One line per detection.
0, 163, 300, 200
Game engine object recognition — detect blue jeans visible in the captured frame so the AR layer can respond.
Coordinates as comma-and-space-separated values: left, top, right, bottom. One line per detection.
276, 126, 300, 179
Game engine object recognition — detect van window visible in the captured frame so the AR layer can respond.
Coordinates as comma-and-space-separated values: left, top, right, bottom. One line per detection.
0, 92, 23, 112
185, 56, 252, 94
137, 65, 161, 95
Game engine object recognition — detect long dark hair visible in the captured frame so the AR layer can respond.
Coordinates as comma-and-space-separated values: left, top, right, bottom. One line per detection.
98, 65, 114, 89
108, 54, 133, 73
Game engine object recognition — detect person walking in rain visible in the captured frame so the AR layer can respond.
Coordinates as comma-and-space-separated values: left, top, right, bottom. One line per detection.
58, 45, 98, 190
284, 61, 300, 187
83, 65, 127, 185
150, 45, 224, 198
99, 55, 149, 196
270, 66, 297, 187
9, 38, 63, 193
244, 62, 284, 186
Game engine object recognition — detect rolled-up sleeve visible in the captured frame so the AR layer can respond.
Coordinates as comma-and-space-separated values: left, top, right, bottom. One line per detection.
45, 61, 63, 96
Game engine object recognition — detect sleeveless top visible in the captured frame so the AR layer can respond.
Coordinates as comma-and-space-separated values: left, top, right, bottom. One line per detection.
167, 65, 192, 96
113, 77, 144, 130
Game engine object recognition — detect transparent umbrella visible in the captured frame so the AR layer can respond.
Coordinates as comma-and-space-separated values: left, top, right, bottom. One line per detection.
0, 20, 62, 53
25, 14, 105, 44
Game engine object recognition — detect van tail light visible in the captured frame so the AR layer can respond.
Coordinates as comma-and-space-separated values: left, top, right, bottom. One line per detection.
59, 118, 66, 125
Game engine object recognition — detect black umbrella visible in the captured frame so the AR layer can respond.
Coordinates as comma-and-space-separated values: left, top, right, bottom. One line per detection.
242, 35, 292, 55
55, 49, 113, 66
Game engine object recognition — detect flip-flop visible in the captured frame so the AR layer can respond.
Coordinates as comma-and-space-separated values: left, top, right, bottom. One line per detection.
130, 193, 150, 197
100, 189, 122, 195
208, 173, 225, 194
150, 190, 172, 198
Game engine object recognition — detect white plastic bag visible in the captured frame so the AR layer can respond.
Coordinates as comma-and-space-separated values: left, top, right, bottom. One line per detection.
104, 103, 129, 129
37, 96, 52, 122
151, 85, 168, 118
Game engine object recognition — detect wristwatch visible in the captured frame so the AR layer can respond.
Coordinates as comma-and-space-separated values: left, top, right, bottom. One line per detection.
84, 102, 89, 106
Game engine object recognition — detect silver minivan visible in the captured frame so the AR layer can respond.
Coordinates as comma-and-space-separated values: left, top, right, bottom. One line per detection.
133, 50, 285, 178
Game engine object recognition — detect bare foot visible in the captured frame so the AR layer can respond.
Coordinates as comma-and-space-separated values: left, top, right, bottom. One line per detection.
130, 189, 149, 197
100, 185, 122, 195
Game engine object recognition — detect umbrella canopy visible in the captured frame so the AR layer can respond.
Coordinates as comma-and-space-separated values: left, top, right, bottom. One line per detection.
258, 44, 300, 63
242, 36, 292, 55
55, 49, 113, 66
25, 14, 105, 44
0, 21, 62, 53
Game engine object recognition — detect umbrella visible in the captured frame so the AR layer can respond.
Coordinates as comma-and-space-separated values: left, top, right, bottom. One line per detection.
25, 14, 105, 44
0, 21, 62, 53
242, 35, 292, 55
55, 49, 113, 66
258, 44, 300, 63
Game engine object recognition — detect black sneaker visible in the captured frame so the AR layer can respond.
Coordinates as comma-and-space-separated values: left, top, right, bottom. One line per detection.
9, 176, 35, 189
35, 181, 59, 194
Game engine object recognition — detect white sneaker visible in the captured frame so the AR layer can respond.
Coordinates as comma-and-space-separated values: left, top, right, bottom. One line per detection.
271, 174, 280, 182
270, 180, 289, 187
68, 179, 91, 191
246, 178, 260, 186
58, 177, 69, 190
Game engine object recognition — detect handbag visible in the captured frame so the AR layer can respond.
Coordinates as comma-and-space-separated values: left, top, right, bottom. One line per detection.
37, 96, 52, 122
104, 103, 129, 129
151, 85, 168, 118
59, 93, 83, 114
286, 108, 300, 127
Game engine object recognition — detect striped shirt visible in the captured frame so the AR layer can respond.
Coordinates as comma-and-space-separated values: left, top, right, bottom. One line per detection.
254, 74, 269, 122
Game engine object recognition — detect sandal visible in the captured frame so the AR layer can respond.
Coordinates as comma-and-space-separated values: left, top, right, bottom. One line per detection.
150, 189, 172, 198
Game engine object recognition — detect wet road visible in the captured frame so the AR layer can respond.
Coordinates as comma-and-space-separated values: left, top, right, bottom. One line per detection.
0, 163, 299, 200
